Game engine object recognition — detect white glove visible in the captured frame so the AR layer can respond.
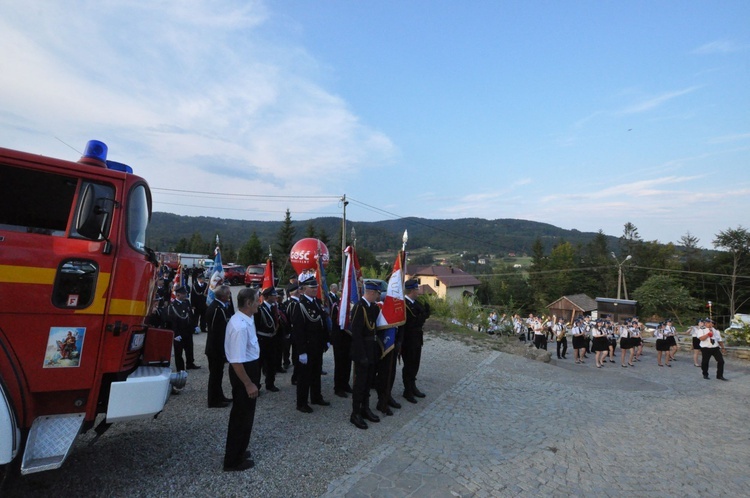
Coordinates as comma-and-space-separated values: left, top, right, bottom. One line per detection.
174, 335, 182, 342
299, 353, 308, 365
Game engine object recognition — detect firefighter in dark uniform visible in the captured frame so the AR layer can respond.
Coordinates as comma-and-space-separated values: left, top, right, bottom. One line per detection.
154, 277, 171, 309
290, 273, 330, 412
401, 279, 430, 403
191, 273, 209, 333
164, 286, 200, 371
349, 280, 383, 429
205, 284, 233, 407
255, 286, 280, 392
330, 284, 353, 397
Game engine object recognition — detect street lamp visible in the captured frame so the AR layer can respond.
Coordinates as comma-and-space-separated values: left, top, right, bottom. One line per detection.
611, 253, 632, 300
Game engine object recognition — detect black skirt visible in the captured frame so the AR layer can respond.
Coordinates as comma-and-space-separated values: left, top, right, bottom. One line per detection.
620, 337, 632, 350
656, 339, 670, 352
572, 336, 585, 349
692, 337, 701, 350
592, 336, 609, 352
666, 336, 677, 347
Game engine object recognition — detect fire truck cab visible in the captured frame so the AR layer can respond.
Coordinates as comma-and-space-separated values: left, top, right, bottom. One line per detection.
0, 141, 185, 477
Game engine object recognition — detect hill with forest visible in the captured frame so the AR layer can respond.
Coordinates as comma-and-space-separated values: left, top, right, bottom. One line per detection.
146, 212, 621, 258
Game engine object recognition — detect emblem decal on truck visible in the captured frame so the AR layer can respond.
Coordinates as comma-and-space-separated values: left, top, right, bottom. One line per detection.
43, 327, 86, 368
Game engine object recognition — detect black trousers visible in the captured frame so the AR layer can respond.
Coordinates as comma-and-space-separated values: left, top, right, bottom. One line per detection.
296, 351, 323, 406
376, 348, 397, 403
701, 347, 725, 378
173, 333, 195, 370
332, 328, 352, 392
557, 338, 568, 358
401, 342, 422, 389
224, 360, 260, 467
258, 335, 278, 388
352, 359, 376, 407
533, 334, 547, 350
206, 354, 227, 405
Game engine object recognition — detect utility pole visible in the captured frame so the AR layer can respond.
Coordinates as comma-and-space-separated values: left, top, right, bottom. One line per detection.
341, 194, 348, 279
611, 253, 632, 300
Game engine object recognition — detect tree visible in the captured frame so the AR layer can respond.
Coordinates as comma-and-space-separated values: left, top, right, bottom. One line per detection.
174, 237, 189, 252
632, 275, 701, 326
238, 232, 264, 266
713, 226, 750, 317
305, 221, 317, 238
188, 232, 207, 254
275, 209, 297, 279
619, 222, 641, 256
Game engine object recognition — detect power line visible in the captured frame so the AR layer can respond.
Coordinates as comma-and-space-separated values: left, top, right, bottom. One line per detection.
152, 187, 339, 200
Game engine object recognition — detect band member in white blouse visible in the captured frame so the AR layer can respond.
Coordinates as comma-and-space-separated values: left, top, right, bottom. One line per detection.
571, 318, 586, 364
654, 323, 672, 367
591, 319, 608, 368
689, 319, 705, 367
619, 320, 634, 367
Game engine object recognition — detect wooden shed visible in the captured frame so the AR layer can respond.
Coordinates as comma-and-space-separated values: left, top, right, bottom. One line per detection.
595, 297, 638, 324
546, 294, 597, 324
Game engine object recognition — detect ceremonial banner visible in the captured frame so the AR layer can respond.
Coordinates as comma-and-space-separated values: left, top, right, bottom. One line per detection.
261, 258, 275, 292
376, 251, 406, 356
207, 246, 224, 306
338, 246, 360, 331
170, 260, 183, 301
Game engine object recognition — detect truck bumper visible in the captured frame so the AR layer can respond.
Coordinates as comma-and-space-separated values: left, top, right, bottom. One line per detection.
105, 366, 174, 423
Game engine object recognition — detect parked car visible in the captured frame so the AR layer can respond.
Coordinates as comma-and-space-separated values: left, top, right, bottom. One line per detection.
244, 264, 266, 288
223, 265, 246, 285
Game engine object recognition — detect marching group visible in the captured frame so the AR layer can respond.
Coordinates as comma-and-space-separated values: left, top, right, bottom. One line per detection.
500, 313, 728, 379
147, 271, 431, 472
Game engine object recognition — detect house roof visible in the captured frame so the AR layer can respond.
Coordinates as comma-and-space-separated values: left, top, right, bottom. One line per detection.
547, 293, 597, 312
406, 265, 481, 287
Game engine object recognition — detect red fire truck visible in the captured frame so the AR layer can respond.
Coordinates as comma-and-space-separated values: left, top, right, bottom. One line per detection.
0, 140, 185, 480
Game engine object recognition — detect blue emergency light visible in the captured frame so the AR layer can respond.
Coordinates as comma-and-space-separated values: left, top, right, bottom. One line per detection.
83, 140, 108, 162
81, 140, 133, 173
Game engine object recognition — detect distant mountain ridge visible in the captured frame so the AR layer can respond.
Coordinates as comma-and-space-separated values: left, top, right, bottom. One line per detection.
146, 212, 620, 257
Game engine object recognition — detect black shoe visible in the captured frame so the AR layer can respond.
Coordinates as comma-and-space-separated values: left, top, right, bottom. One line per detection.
223, 459, 254, 472
412, 386, 426, 398
311, 398, 330, 406
557, 356, 562, 359
186, 364, 201, 370
296, 404, 314, 413
562, 355, 566, 359
361, 407, 380, 423
350, 413, 368, 429
717, 377, 728, 381
283, 362, 291, 369
291, 377, 297, 386
208, 401, 230, 408
244, 451, 253, 460
403, 392, 417, 404
377, 403, 394, 416
703, 375, 710, 380
276, 367, 287, 373
222, 397, 233, 403
388, 397, 402, 409
344, 385, 353, 393
321, 370, 328, 375
334, 390, 348, 398
266, 386, 280, 392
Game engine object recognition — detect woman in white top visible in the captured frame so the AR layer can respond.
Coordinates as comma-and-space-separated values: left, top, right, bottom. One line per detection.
619, 321, 634, 367
591, 320, 608, 368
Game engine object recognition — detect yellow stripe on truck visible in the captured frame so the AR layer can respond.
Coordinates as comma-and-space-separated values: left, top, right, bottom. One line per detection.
0, 264, 56, 284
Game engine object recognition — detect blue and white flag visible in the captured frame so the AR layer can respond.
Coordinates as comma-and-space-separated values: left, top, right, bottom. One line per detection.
206, 246, 225, 306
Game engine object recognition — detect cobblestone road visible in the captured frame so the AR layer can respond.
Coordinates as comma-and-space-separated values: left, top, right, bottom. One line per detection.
326, 345, 750, 497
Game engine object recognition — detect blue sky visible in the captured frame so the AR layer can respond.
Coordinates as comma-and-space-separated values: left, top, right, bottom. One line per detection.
1, 1, 748, 249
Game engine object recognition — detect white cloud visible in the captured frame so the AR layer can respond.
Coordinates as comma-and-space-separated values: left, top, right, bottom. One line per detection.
0, 0, 395, 214
692, 40, 744, 55
618, 87, 701, 115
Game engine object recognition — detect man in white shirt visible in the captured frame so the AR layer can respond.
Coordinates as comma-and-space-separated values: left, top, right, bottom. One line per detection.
697, 318, 727, 381
223, 287, 262, 471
